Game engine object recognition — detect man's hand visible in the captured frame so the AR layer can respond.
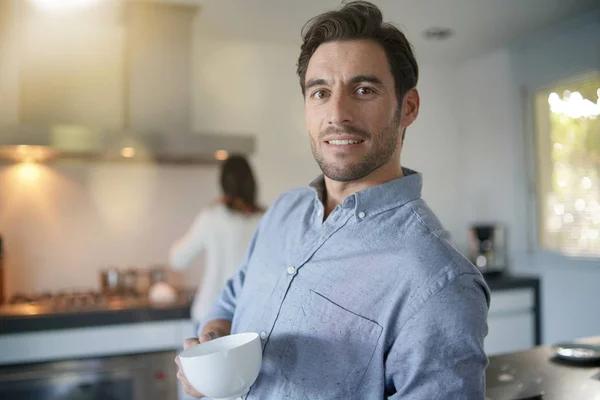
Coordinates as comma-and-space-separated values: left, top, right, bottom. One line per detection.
174, 320, 232, 399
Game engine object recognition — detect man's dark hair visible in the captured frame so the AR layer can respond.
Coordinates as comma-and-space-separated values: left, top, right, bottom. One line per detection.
297, 1, 419, 109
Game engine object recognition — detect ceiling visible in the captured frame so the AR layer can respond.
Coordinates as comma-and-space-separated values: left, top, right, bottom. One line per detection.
169, 0, 600, 64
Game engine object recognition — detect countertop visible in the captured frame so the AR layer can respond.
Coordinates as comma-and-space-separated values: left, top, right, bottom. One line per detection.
0, 295, 192, 335
486, 336, 600, 399
0, 274, 539, 336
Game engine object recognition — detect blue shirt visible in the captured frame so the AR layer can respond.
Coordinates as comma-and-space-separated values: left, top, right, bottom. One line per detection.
202, 168, 490, 399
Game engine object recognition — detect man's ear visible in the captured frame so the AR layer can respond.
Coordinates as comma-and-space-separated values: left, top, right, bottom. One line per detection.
399, 88, 420, 128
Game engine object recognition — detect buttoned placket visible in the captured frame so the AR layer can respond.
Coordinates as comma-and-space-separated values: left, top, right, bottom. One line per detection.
253, 205, 354, 354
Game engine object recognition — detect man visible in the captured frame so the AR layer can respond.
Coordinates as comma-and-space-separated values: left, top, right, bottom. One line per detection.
175, 1, 490, 399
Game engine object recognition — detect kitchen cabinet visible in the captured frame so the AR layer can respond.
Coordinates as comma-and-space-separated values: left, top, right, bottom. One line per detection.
0, 320, 191, 366
485, 276, 541, 356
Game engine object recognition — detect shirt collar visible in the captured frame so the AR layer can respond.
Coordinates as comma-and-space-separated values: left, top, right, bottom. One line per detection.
309, 167, 423, 219
308, 175, 327, 203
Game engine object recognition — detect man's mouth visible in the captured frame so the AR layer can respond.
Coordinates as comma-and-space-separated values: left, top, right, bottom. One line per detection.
325, 139, 365, 145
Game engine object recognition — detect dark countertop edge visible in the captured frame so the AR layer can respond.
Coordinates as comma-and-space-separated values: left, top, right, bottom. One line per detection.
0, 305, 191, 336
484, 274, 540, 291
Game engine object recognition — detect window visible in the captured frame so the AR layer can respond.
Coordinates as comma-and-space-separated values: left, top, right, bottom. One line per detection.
534, 72, 600, 257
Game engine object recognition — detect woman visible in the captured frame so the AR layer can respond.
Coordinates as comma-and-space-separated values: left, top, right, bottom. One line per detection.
169, 154, 264, 325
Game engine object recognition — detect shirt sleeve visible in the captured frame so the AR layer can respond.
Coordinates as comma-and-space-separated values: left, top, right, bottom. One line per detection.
385, 272, 490, 399
198, 218, 262, 329
168, 208, 211, 270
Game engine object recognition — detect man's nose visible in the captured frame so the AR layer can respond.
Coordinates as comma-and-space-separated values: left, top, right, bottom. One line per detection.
327, 92, 354, 125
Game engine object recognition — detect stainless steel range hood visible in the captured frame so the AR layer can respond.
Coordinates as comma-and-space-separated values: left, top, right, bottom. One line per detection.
0, 0, 255, 165
0, 125, 255, 164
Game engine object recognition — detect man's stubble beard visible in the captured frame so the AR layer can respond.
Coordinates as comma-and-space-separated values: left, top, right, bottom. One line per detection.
310, 110, 402, 182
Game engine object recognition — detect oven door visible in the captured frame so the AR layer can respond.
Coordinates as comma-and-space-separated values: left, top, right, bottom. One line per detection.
0, 351, 177, 400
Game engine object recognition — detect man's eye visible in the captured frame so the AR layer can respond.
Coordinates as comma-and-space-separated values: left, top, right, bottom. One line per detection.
312, 90, 328, 99
356, 87, 374, 95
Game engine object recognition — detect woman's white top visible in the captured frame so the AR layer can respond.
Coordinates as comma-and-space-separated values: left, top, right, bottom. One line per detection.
169, 203, 263, 322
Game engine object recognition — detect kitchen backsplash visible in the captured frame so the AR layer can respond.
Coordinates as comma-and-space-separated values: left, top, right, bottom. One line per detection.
0, 161, 219, 297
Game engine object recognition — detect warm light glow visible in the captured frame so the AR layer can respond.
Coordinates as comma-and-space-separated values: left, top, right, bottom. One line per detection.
215, 150, 229, 161
120, 147, 136, 158
17, 162, 41, 182
582, 177, 592, 190
0, 163, 76, 238
0, 145, 57, 163
31, 0, 99, 11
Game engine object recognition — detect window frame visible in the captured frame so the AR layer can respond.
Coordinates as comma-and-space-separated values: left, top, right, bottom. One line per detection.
524, 69, 600, 264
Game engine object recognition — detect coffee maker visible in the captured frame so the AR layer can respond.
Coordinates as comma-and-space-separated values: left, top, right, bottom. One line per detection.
468, 224, 507, 276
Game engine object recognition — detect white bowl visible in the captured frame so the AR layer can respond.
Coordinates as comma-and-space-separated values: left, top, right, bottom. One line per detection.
179, 332, 262, 400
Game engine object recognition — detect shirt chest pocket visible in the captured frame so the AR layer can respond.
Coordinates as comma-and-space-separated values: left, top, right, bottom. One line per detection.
283, 290, 383, 398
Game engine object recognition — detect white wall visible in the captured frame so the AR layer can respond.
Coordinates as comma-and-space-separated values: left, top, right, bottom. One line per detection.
457, 49, 526, 255
457, 10, 600, 344
0, 163, 220, 295
403, 64, 465, 248
190, 38, 320, 204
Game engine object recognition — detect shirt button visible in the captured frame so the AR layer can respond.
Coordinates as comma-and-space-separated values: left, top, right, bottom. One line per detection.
287, 266, 296, 275
358, 211, 366, 219
260, 331, 267, 340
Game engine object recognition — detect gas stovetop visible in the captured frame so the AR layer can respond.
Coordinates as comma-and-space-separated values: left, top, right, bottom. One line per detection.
0, 290, 151, 317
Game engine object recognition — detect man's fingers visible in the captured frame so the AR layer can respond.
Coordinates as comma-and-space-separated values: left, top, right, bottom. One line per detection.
177, 336, 218, 398
183, 332, 217, 350
175, 355, 203, 398
199, 331, 218, 343
180, 372, 203, 398
183, 382, 203, 398
183, 337, 201, 350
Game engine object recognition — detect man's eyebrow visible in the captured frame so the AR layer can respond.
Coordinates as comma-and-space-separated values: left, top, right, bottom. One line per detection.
349, 74, 383, 86
304, 75, 384, 91
304, 78, 328, 91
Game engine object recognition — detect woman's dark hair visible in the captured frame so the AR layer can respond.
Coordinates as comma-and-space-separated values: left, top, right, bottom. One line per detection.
297, 1, 419, 108
220, 154, 261, 213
